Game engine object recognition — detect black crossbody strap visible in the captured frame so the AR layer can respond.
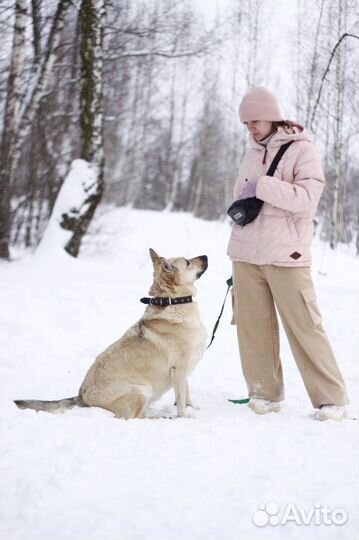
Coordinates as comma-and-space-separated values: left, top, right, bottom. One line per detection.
266, 141, 294, 177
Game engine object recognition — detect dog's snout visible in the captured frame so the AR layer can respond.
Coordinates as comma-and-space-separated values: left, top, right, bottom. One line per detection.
195, 255, 208, 279
198, 255, 208, 270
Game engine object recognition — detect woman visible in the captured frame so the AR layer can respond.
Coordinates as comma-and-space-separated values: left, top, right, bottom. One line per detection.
227, 87, 349, 421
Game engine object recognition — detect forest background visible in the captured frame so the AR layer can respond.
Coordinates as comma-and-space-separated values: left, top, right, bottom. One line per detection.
0, 0, 358, 259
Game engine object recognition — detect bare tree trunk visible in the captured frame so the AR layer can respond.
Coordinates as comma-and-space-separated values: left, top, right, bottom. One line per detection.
295, 0, 302, 120
0, 0, 27, 259
225, 5, 243, 211
245, 0, 260, 87
0, 0, 72, 259
61, 0, 106, 257
304, 0, 325, 126
166, 55, 190, 211
165, 60, 179, 209
188, 156, 202, 215
23, 0, 43, 247
330, 0, 344, 249
121, 59, 142, 205
320, 87, 332, 240
134, 3, 159, 209
31, 0, 42, 64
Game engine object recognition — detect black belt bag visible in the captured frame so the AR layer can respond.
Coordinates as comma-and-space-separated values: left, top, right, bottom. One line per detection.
227, 141, 294, 226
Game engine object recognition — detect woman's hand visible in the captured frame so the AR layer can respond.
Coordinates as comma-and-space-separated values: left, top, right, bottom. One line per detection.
239, 180, 257, 199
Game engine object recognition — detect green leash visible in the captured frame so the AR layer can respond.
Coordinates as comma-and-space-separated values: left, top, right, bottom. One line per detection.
206, 276, 250, 405
207, 276, 233, 349
228, 398, 250, 404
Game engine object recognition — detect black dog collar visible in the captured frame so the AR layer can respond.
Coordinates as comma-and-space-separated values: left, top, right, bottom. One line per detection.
140, 295, 193, 307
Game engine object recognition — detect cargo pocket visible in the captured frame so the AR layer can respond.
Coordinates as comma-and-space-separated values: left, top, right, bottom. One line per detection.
301, 286, 322, 326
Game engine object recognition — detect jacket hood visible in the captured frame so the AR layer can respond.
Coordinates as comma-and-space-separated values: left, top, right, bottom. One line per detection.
249, 121, 312, 150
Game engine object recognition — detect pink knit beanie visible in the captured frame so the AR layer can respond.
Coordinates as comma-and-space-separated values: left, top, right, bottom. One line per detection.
239, 87, 284, 122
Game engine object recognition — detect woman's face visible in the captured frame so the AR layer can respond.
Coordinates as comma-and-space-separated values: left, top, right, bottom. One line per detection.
244, 120, 274, 141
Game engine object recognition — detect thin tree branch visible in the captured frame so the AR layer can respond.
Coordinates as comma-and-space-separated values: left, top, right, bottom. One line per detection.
310, 32, 359, 131
105, 47, 208, 61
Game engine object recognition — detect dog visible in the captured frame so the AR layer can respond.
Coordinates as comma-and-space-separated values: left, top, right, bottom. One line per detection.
15, 248, 208, 419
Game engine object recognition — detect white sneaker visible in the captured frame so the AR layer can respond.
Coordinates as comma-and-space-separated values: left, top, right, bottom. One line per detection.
316, 405, 347, 422
248, 397, 281, 415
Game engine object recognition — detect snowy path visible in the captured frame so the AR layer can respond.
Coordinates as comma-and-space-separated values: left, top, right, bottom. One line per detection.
0, 208, 358, 540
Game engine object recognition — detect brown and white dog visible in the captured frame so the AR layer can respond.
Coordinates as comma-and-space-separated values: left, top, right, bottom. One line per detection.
15, 248, 208, 419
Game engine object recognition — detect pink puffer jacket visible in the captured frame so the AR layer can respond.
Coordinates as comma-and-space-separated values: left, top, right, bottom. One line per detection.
227, 124, 325, 266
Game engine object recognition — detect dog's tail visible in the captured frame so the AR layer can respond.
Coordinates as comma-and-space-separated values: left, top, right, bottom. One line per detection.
14, 396, 84, 414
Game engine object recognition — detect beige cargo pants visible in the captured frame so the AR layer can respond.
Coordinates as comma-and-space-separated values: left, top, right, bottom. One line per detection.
232, 262, 349, 408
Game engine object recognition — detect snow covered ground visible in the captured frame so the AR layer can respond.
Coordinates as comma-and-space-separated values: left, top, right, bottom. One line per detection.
0, 206, 358, 540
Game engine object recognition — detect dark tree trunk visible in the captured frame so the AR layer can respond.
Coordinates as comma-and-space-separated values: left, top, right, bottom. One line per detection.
62, 0, 106, 257
0, 0, 27, 259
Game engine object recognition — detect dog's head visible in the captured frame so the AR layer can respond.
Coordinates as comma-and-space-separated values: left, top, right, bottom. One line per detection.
148, 248, 208, 297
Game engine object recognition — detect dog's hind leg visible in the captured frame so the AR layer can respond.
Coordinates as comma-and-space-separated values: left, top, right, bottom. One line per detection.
110, 392, 149, 419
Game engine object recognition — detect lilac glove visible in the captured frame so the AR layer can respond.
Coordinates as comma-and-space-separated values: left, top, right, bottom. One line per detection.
239, 180, 257, 200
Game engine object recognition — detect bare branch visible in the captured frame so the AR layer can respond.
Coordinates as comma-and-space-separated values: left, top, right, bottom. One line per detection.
105, 46, 208, 61
310, 32, 359, 131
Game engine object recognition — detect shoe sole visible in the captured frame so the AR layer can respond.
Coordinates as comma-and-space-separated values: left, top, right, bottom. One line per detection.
316, 412, 347, 422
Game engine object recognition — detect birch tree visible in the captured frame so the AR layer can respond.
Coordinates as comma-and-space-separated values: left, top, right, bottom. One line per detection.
0, 0, 72, 259
330, 0, 345, 249
60, 0, 106, 257
0, 0, 27, 259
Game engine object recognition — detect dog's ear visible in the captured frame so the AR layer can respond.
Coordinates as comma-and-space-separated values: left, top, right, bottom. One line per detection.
149, 248, 160, 263
160, 257, 177, 273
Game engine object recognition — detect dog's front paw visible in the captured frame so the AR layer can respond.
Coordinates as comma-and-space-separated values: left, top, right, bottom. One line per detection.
174, 401, 200, 410
187, 402, 200, 410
